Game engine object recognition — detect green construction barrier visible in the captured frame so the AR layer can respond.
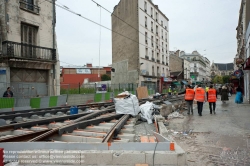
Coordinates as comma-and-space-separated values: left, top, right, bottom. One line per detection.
30, 98, 41, 108
49, 96, 58, 107
94, 93, 102, 102
0, 98, 15, 109
105, 93, 110, 101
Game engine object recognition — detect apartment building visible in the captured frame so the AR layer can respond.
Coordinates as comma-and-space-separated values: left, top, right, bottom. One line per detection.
235, 0, 250, 101
0, 0, 60, 97
203, 57, 211, 82
180, 51, 207, 82
112, 0, 169, 91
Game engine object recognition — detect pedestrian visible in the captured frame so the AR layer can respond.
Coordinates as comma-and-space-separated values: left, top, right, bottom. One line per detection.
3, 87, 13, 97
218, 85, 222, 95
194, 84, 207, 116
168, 86, 172, 96
207, 85, 217, 114
235, 85, 243, 104
221, 85, 229, 103
205, 85, 209, 93
184, 85, 195, 115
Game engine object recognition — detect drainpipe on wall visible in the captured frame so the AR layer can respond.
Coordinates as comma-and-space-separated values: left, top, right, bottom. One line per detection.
52, 0, 56, 95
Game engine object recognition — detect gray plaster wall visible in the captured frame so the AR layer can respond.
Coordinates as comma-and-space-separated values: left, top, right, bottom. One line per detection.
112, 0, 139, 84
111, 60, 138, 85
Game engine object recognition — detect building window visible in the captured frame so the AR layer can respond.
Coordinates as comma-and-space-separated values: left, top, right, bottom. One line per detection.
161, 21, 163, 26
145, 32, 148, 43
157, 66, 159, 74
20, 0, 39, 14
157, 53, 159, 60
21, 23, 38, 45
156, 25, 158, 35
165, 32, 167, 41
152, 50, 154, 58
151, 36, 154, 47
156, 39, 158, 48
145, 16, 147, 27
155, 12, 158, 21
163, 67, 164, 76
152, 66, 154, 75
144, 1, 147, 12
151, 21, 153, 32
162, 42, 164, 51
145, 47, 148, 56
151, 7, 153, 17
161, 29, 163, 39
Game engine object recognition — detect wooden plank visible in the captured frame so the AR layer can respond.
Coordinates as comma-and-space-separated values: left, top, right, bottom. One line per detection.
136, 86, 149, 99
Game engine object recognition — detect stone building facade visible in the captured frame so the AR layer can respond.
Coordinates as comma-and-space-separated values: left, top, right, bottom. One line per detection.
0, 0, 60, 97
235, 0, 250, 101
180, 51, 207, 82
112, 0, 169, 91
210, 63, 234, 78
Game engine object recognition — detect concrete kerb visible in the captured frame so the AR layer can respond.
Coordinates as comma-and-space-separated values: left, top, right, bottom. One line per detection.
1, 142, 186, 165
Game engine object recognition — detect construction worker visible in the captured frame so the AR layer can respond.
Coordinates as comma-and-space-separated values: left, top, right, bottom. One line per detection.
207, 85, 217, 114
194, 84, 207, 116
168, 86, 172, 96
184, 85, 195, 115
205, 85, 209, 92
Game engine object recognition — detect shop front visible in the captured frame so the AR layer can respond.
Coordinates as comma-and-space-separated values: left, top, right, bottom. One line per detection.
161, 77, 172, 93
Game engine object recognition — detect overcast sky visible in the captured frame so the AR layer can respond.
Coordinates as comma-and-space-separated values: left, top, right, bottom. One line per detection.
55, 0, 240, 67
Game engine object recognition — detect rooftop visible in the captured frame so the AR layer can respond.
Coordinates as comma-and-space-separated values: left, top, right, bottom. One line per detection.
214, 63, 234, 71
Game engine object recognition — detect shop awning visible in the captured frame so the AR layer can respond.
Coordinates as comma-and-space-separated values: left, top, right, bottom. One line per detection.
172, 82, 181, 85
181, 80, 188, 85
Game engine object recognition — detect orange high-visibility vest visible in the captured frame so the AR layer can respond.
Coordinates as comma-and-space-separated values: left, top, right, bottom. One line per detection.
208, 89, 216, 102
195, 88, 205, 102
185, 89, 195, 100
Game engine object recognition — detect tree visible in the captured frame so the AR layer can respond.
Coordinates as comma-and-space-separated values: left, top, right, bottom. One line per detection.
212, 75, 223, 84
101, 74, 111, 81
222, 75, 230, 84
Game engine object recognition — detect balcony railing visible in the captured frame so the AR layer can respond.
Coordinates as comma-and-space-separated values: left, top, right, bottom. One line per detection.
151, 57, 155, 62
20, 0, 40, 14
145, 55, 149, 59
157, 59, 160, 63
1, 41, 56, 62
162, 61, 165, 65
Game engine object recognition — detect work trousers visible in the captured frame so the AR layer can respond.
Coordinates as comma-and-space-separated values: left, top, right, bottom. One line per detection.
197, 101, 204, 115
186, 100, 193, 114
209, 102, 216, 113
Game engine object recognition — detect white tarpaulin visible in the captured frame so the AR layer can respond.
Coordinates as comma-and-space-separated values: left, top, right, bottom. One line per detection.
114, 94, 140, 116
139, 101, 154, 124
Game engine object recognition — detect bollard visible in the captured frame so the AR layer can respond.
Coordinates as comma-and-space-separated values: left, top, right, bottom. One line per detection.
170, 142, 175, 151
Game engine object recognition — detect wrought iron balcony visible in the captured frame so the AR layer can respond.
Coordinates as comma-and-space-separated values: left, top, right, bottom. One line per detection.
151, 57, 155, 62
20, 0, 40, 14
1, 41, 56, 62
162, 61, 165, 65
157, 59, 160, 63
145, 55, 149, 59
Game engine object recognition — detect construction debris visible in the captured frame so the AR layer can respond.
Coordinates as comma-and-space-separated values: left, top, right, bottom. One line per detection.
167, 111, 185, 119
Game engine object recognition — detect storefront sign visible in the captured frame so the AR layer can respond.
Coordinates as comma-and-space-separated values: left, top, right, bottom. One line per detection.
0, 68, 6, 75
163, 77, 172, 82
76, 68, 91, 74
234, 70, 243, 78
96, 84, 107, 93
144, 77, 152, 81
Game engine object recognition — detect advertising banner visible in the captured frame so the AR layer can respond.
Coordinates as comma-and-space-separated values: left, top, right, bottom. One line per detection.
96, 84, 107, 93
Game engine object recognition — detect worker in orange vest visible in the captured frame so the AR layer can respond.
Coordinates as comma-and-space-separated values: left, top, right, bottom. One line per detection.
207, 85, 217, 114
184, 85, 195, 115
194, 84, 207, 116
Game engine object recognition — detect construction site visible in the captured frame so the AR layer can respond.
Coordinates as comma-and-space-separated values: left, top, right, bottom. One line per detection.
0, 87, 188, 166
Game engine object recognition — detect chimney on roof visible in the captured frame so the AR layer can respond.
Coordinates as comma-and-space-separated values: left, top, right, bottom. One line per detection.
86, 63, 92, 67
